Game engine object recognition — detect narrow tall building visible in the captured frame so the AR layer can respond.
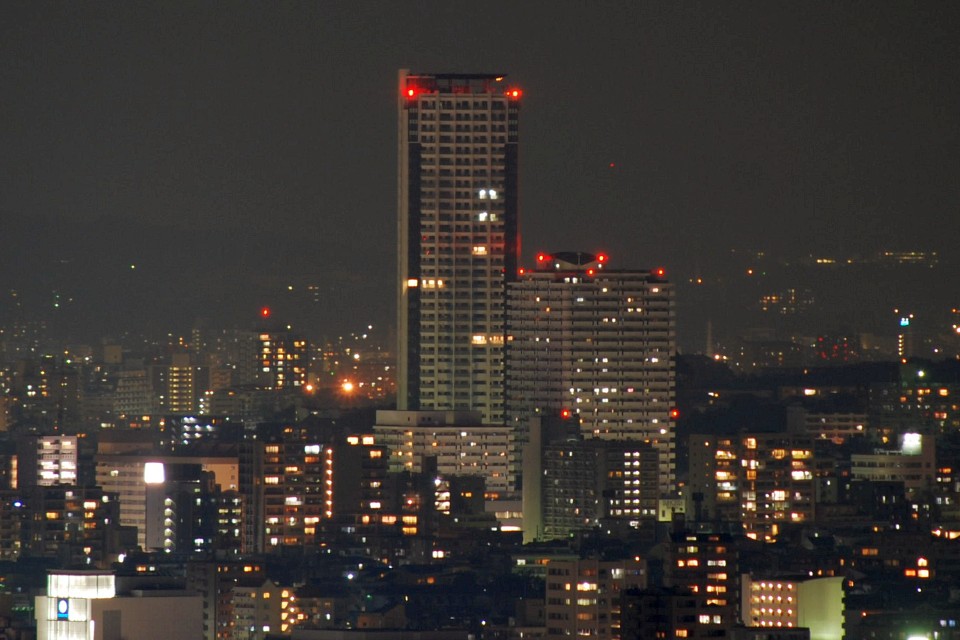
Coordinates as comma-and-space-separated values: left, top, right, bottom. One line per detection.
506, 252, 677, 492
397, 70, 521, 423
665, 531, 739, 638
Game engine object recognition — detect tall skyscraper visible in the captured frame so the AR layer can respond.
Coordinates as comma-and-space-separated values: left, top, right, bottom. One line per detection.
506, 251, 677, 492
397, 70, 521, 423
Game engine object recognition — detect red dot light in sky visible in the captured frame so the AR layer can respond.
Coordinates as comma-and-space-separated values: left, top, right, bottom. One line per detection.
260, 307, 271, 318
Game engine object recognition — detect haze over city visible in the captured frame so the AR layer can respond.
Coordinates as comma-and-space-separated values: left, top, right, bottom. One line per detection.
2, 2, 957, 346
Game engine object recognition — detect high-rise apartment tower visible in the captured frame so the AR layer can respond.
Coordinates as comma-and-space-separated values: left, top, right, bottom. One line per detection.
506, 252, 677, 493
397, 70, 521, 423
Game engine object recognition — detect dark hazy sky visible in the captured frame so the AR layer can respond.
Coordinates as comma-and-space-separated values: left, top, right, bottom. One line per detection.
1, 2, 958, 340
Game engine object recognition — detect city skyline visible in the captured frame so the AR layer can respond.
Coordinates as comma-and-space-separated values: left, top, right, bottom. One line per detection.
2, 5, 960, 639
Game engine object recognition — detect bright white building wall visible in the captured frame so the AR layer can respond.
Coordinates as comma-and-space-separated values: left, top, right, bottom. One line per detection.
374, 410, 513, 495
36, 571, 202, 640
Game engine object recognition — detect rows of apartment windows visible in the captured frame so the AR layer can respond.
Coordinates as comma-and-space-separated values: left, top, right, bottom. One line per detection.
420, 123, 509, 132
421, 169, 504, 179
416, 100, 506, 109
420, 197, 506, 209
420, 254, 503, 264
420, 235, 506, 244
418, 111, 509, 120
420, 135, 510, 145
422, 144, 509, 156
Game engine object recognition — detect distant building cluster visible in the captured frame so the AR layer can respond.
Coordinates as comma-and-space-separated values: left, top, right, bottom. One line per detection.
698, 249, 959, 371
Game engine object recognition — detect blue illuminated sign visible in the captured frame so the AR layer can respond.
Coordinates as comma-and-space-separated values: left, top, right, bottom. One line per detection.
56, 598, 69, 620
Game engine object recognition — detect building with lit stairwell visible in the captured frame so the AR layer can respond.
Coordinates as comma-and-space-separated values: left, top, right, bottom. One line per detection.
397, 70, 521, 424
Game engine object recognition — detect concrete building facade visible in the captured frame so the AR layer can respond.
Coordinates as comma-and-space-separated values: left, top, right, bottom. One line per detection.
544, 556, 646, 639
506, 252, 676, 492
374, 410, 513, 497
397, 70, 521, 423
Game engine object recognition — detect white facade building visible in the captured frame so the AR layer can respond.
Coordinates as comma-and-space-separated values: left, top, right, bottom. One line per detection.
373, 410, 513, 497
741, 575, 844, 640
851, 431, 935, 495
35, 570, 202, 640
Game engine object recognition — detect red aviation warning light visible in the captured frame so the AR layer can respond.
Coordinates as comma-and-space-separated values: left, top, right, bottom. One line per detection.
596, 253, 608, 264
560, 408, 572, 419
536, 253, 548, 263
669, 408, 680, 420
654, 267, 666, 278
507, 88, 522, 99
260, 307, 271, 319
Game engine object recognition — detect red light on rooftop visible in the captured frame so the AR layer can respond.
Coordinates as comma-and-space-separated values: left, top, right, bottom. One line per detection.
655, 267, 666, 277
537, 253, 547, 262
597, 253, 607, 263
586, 268, 595, 276
670, 408, 680, 420
507, 89, 522, 99
260, 307, 271, 318
560, 408, 572, 419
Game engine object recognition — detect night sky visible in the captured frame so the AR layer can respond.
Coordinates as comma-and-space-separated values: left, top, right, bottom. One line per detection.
1, 2, 958, 344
